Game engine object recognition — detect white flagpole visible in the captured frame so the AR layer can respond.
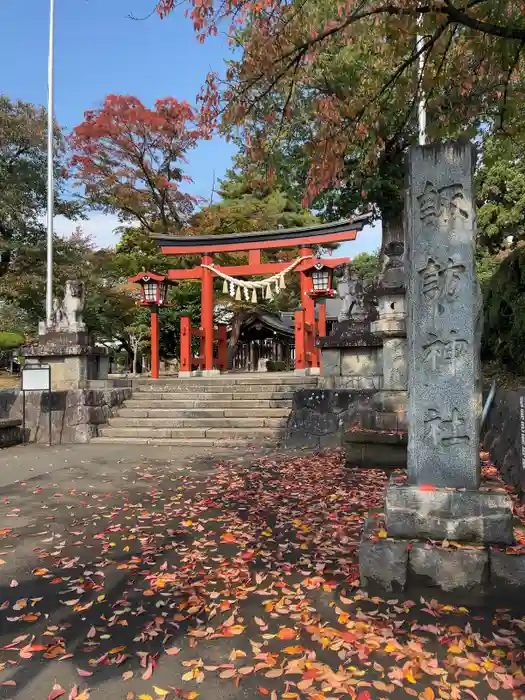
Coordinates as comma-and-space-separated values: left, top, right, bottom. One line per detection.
416, 14, 426, 146
46, 0, 55, 327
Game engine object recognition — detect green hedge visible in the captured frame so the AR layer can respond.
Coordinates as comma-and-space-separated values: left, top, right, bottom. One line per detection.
482, 247, 525, 372
266, 360, 287, 372
0, 332, 24, 351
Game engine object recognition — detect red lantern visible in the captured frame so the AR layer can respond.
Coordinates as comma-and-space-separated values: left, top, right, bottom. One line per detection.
302, 260, 338, 299
128, 271, 169, 306
127, 272, 173, 380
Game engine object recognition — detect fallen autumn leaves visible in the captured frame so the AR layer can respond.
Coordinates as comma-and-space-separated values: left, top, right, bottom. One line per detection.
0, 449, 523, 698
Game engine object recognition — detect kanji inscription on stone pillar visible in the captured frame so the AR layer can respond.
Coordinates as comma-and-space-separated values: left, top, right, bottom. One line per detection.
406, 143, 482, 488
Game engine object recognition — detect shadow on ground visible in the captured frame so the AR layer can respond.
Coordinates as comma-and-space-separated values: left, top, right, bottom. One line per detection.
0, 449, 523, 699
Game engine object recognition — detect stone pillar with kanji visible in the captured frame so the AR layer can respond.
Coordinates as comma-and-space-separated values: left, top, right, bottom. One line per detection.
359, 143, 520, 598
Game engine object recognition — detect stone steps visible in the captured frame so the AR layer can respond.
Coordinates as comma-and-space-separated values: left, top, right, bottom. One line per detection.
119, 401, 292, 411
132, 390, 296, 399
125, 394, 294, 407
134, 377, 317, 387
93, 436, 275, 447
117, 407, 290, 418
98, 426, 282, 440
108, 417, 287, 428
135, 384, 311, 394
95, 374, 315, 446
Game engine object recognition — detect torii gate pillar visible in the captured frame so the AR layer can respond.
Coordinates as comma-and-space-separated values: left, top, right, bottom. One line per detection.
299, 246, 319, 373
201, 253, 218, 375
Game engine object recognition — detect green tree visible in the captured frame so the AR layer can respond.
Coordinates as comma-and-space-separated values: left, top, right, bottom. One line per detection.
191, 159, 317, 243
0, 96, 80, 273
347, 251, 381, 289
0, 228, 94, 328
0, 332, 24, 351
482, 246, 525, 372
476, 130, 525, 253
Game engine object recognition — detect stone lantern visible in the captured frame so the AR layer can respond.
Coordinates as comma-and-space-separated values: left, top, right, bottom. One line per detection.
370, 241, 407, 392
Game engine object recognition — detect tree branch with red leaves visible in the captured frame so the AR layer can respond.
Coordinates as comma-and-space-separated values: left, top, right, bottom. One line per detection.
70, 95, 205, 234
145, 0, 525, 226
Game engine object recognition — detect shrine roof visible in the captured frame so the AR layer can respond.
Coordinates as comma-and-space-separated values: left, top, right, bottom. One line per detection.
241, 311, 295, 340
153, 214, 371, 254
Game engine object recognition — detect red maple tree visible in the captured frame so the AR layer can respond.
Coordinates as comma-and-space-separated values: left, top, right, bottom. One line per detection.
70, 95, 204, 233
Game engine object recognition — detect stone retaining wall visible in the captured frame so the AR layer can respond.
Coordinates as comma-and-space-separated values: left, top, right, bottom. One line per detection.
0, 419, 22, 448
0, 386, 131, 444
286, 388, 407, 448
482, 387, 525, 496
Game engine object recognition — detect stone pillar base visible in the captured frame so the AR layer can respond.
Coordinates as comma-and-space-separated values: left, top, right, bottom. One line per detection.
385, 475, 514, 544
359, 511, 525, 601
295, 367, 320, 376
178, 369, 221, 378
20, 332, 108, 390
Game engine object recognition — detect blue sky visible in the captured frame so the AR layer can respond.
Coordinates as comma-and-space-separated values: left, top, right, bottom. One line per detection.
0, 0, 380, 256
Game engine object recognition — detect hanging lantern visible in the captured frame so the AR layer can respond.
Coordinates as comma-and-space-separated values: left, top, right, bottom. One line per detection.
312, 264, 330, 292
128, 272, 171, 306
302, 260, 338, 299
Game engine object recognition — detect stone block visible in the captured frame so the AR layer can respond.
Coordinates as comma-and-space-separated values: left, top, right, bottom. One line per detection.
318, 328, 382, 350
0, 419, 22, 448
378, 390, 407, 414
318, 432, 342, 448
382, 338, 407, 391
345, 443, 365, 466
408, 543, 488, 592
346, 442, 407, 469
341, 347, 382, 377
346, 429, 407, 446
321, 349, 341, 377
376, 412, 402, 431
490, 549, 525, 590
359, 516, 407, 591
345, 430, 407, 468
385, 478, 514, 543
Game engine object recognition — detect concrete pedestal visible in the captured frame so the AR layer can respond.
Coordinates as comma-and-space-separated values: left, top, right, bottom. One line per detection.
359, 509, 525, 600
319, 326, 383, 388
385, 475, 514, 543
21, 332, 109, 390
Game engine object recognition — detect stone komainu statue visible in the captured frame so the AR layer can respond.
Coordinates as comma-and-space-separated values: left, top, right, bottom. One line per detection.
52, 280, 86, 332
335, 264, 366, 323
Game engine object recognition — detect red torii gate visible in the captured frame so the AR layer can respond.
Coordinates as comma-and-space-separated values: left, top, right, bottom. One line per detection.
151, 217, 369, 376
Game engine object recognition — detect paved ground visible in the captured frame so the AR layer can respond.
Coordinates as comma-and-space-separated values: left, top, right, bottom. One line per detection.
0, 443, 523, 700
